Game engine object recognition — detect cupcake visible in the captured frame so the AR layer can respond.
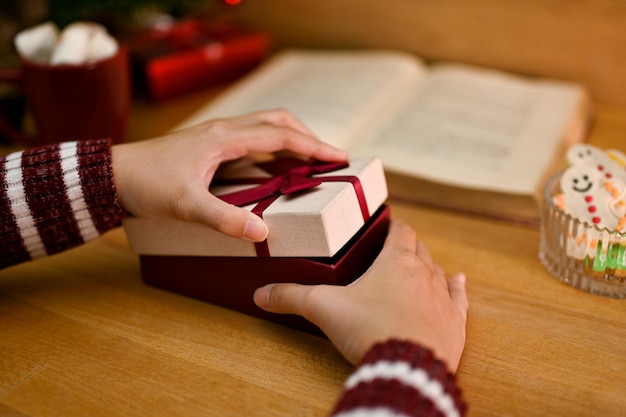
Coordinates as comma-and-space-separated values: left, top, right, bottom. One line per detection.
539, 144, 626, 298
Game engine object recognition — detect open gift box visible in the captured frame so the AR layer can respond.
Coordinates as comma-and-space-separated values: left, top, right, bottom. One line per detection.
123, 156, 389, 333
136, 205, 389, 333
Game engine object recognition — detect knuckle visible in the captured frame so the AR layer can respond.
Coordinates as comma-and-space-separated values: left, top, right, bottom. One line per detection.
169, 186, 192, 217
270, 107, 292, 120
300, 286, 324, 319
207, 119, 234, 138
208, 206, 230, 233
168, 186, 210, 225
268, 285, 289, 309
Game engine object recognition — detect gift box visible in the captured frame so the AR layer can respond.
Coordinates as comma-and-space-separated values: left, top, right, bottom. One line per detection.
126, 20, 271, 100
124, 156, 388, 258
123, 156, 389, 332
138, 205, 390, 334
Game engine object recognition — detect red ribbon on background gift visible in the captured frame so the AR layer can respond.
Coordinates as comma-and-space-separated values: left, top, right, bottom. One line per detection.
215, 157, 371, 257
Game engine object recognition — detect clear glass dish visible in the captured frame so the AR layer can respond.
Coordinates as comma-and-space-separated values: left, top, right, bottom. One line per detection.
539, 172, 626, 299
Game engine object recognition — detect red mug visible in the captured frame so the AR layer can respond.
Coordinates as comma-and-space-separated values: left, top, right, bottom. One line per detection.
0, 45, 131, 146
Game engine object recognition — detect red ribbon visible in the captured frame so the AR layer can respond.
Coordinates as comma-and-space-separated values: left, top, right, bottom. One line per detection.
215, 158, 370, 257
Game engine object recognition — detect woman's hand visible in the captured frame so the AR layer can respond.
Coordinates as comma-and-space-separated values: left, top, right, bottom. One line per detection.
253, 218, 469, 371
111, 109, 347, 242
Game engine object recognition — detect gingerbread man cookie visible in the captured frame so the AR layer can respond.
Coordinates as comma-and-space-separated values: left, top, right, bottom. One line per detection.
566, 143, 626, 183
558, 164, 626, 230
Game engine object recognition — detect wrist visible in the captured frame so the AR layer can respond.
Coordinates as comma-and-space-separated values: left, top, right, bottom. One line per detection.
334, 339, 467, 417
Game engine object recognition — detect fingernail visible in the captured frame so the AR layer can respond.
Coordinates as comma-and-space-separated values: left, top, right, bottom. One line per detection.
253, 284, 275, 309
334, 148, 349, 158
243, 218, 269, 242
453, 273, 467, 285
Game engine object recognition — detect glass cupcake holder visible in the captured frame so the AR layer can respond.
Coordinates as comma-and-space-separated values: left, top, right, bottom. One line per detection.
539, 172, 626, 299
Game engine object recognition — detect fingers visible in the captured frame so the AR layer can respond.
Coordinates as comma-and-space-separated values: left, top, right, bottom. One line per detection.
381, 219, 457, 293
394, 219, 444, 283
382, 218, 418, 254
381, 219, 440, 275
179, 188, 269, 242
253, 282, 312, 316
230, 108, 317, 136
346, 219, 417, 287
204, 202, 269, 242
201, 110, 348, 163
448, 273, 469, 323
233, 122, 348, 162
416, 240, 436, 271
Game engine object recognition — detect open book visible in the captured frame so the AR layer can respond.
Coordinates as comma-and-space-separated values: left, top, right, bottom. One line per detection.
176, 49, 592, 225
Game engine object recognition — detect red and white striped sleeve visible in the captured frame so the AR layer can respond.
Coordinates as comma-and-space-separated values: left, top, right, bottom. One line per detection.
0, 138, 126, 269
330, 340, 467, 417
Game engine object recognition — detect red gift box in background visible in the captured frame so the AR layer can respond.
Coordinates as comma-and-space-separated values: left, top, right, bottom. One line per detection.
139, 205, 390, 334
127, 20, 271, 100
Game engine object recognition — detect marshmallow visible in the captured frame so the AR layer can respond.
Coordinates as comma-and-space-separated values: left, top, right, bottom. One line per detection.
86, 29, 118, 61
14, 21, 60, 63
50, 22, 95, 64
23, 21, 120, 65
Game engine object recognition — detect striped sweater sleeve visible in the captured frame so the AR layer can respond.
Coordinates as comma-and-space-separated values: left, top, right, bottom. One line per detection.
330, 340, 467, 417
0, 138, 126, 269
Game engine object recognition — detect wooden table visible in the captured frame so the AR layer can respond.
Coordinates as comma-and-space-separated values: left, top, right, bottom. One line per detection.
2, 89, 626, 417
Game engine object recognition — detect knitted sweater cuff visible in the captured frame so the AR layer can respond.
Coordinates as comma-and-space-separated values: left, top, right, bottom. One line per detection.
331, 339, 467, 417
0, 138, 126, 267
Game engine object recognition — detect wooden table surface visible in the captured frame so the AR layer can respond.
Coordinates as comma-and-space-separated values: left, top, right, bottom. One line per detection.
2, 89, 626, 417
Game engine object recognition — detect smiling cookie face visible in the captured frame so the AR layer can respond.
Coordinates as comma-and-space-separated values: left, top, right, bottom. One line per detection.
560, 165, 601, 195
568, 173, 593, 193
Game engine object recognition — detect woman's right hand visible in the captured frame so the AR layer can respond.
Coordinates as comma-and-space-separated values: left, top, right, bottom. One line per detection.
253, 218, 469, 371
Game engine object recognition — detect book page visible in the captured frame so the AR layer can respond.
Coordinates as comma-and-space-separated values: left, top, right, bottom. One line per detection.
357, 64, 586, 194
175, 50, 426, 150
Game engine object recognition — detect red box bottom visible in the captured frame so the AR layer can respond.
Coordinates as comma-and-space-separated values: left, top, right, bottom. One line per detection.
139, 205, 390, 333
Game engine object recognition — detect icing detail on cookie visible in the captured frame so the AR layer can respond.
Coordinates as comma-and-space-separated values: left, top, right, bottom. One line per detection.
555, 193, 565, 210
607, 148, 626, 168
605, 179, 626, 220
559, 165, 623, 229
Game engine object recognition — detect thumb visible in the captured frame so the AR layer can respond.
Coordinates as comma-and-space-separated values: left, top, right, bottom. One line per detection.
187, 192, 269, 242
253, 283, 313, 316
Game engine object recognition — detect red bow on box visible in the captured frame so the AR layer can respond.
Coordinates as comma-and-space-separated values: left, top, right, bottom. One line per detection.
216, 158, 370, 257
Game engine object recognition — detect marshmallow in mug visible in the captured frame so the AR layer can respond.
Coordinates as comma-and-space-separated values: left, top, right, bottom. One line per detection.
14, 21, 58, 64
14, 21, 118, 65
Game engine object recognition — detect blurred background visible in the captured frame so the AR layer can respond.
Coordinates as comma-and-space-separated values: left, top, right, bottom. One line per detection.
0, 0, 240, 67
0, 0, 248, 142
2, 0, 626, 144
